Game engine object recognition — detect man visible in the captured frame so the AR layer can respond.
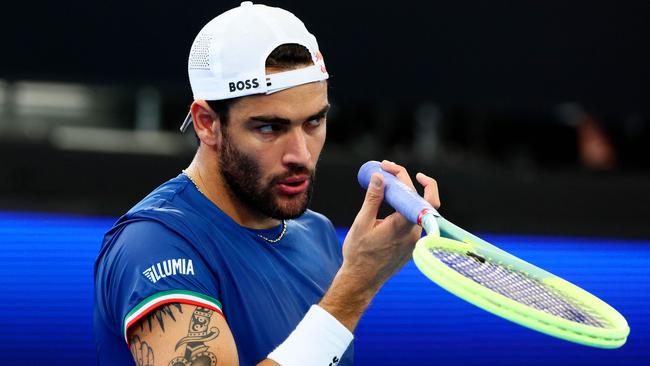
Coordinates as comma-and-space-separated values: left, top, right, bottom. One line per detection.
94, 2, 440, 365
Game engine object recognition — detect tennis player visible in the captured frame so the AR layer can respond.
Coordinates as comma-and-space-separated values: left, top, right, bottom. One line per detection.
94, 2, 440, 365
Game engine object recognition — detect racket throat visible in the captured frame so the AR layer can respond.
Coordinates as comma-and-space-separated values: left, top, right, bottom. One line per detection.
420, 214, 440, 237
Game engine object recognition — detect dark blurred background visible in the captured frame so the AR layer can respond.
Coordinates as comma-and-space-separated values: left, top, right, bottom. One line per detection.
1, 0, 649, 237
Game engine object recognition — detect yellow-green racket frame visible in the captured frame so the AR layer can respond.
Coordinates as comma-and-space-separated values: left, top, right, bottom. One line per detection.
413, 216, 630, 348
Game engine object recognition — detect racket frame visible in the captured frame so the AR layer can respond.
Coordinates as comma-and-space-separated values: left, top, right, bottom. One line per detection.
415, 214, 630, 349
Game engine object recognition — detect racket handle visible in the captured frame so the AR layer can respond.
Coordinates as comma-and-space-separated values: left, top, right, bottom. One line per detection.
358, 161, 440, 226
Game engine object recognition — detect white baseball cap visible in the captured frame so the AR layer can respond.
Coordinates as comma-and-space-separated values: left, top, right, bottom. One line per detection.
180, 1, 329, 132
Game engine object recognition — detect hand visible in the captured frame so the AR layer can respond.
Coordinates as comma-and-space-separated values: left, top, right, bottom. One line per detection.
341, 160, 440, 291
320, 161, 440, 331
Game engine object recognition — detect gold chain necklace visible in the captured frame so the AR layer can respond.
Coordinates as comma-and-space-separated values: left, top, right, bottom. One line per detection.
181, 170, 287, 244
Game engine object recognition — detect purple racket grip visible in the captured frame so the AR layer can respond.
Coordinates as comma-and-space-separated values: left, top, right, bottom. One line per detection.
358, 161, 439, 226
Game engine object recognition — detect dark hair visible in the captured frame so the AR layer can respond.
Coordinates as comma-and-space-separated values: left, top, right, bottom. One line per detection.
265, 43, 314, 70
204, 43, 313, 127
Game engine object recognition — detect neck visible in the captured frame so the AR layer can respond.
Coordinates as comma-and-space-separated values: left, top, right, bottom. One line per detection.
185, 149, 281, 230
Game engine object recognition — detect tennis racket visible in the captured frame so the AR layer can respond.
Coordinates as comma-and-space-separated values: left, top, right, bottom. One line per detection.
358, 160, 629, 348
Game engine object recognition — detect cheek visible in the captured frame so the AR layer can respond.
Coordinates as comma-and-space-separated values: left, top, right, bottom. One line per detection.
309, 128, 327, 158
254, 149, 281, 178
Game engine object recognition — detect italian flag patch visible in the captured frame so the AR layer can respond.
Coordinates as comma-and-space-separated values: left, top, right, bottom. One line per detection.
122, 289, 223, 343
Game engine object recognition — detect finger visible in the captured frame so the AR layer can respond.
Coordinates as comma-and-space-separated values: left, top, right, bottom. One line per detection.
352, 173, 385, 230
384, 209, 415, 234
380, 160, 416, 191
416, 172, 441, 209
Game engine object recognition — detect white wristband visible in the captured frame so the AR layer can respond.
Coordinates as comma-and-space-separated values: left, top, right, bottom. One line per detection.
267, 305, 354, 366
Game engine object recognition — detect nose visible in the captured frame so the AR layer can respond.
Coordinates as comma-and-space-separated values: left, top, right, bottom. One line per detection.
281, 127, 311, 167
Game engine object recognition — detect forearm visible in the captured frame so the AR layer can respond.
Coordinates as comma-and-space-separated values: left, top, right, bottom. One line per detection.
318, 261, 382, 332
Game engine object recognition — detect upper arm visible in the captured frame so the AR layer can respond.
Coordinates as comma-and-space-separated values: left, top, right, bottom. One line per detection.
128, 303, 239, 366
97, 221, 232, 364
98, 221, 281, 365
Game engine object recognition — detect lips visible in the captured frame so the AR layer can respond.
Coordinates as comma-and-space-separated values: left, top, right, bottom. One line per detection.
276, 175, 310, 195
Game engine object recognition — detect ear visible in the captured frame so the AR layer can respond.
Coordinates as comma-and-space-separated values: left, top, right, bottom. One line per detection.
191, 100, 222, 146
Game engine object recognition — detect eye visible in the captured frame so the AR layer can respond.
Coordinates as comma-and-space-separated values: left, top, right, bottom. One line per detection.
257, 124, 276, 134
306, 117, 324, 128
254, 123, 286, 135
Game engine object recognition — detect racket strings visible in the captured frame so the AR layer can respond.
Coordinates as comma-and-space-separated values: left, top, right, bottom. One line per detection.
430, 248, 609, 328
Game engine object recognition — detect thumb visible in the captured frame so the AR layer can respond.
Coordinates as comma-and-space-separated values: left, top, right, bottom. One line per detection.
353, 173, 385, 229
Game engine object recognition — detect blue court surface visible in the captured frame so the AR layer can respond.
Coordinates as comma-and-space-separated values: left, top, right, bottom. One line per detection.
1, 211, 648, 365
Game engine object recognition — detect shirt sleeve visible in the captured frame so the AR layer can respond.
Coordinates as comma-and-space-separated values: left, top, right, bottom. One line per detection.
95, 220, 223, 343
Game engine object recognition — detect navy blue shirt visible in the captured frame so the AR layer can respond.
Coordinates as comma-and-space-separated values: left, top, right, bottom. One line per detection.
94, 174, 353, 365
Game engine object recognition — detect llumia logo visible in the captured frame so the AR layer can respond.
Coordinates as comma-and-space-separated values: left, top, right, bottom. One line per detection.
143, 258, 195, 284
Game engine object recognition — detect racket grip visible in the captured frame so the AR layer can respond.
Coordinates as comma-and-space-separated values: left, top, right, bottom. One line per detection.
358, 161, 440, 226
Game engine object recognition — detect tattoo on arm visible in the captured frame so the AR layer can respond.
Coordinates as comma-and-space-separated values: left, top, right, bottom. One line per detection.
129, 335, 155, 366
140, 303, 183, 333
169, 307, 220, 366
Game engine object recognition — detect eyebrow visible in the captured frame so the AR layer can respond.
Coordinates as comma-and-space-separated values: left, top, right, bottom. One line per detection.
248, 104, 330, 125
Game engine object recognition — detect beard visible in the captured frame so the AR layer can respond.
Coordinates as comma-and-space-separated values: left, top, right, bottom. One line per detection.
218, 129, 314, 220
